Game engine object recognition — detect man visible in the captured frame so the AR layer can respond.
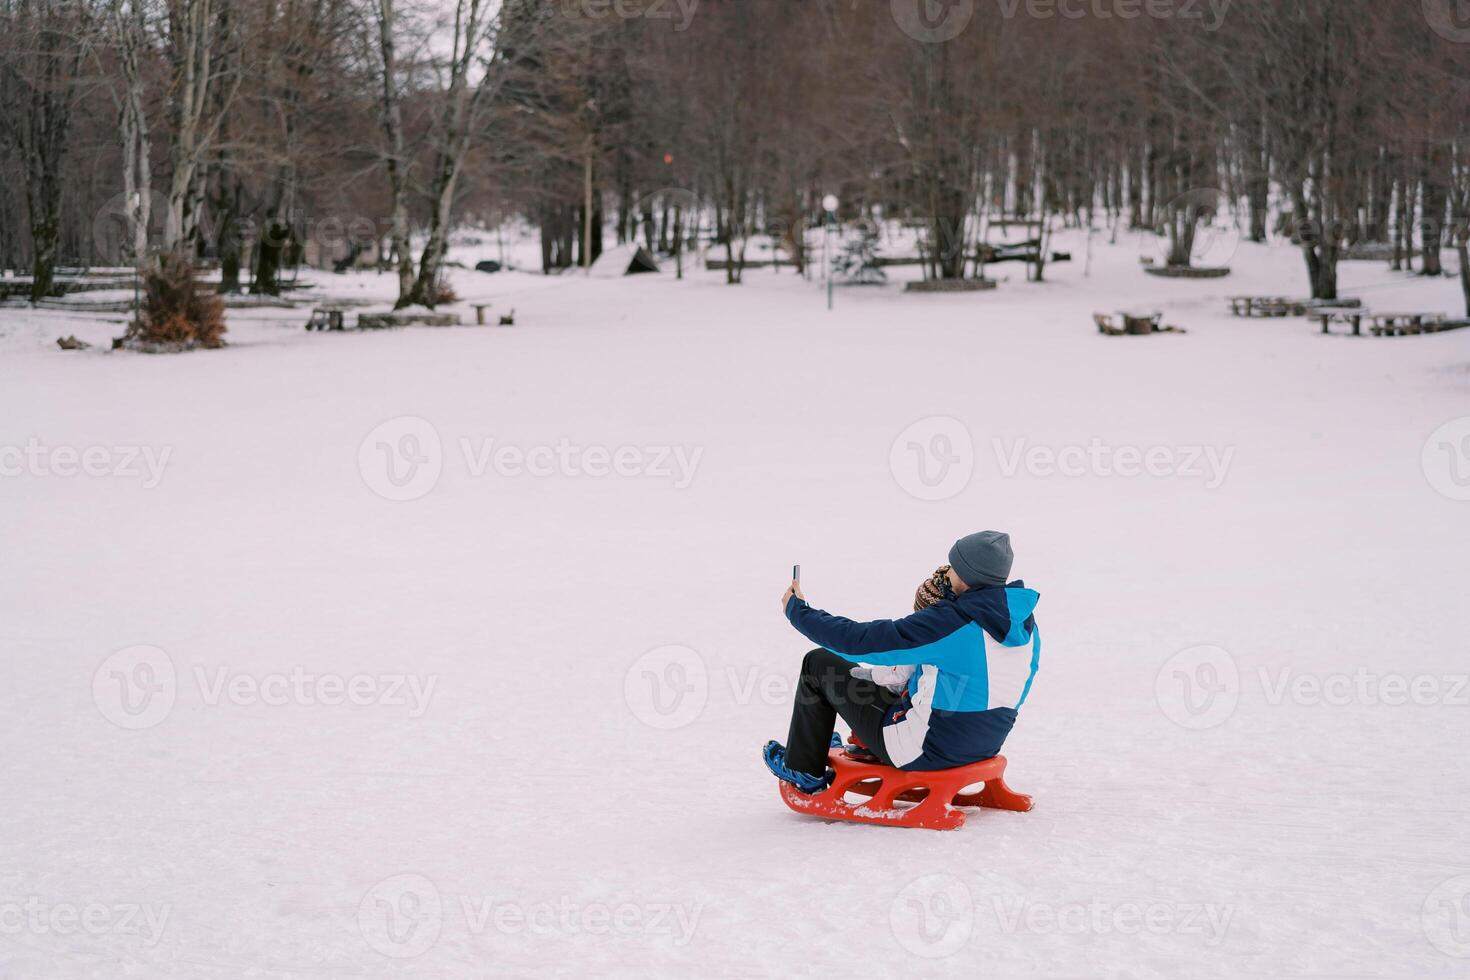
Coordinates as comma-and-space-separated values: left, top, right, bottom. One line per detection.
763, 531, 1041, 793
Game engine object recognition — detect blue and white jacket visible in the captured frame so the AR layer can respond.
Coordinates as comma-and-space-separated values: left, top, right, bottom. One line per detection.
785, 582, 1041, 771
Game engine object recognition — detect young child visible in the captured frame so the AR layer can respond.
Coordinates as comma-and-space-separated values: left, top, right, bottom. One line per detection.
854, 565, 953, 693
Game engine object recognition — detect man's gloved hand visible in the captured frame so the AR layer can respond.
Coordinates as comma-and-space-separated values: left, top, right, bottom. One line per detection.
849, 667, 874, 682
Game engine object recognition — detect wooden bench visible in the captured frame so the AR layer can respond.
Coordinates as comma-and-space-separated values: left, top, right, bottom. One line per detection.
1228, 296, 1289, 318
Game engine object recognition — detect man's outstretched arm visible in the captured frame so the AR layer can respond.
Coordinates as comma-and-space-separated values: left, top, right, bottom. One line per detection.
784, 594, 965, 667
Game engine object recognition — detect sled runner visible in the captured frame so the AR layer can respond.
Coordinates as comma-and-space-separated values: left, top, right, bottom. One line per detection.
778, 747, 1032, 831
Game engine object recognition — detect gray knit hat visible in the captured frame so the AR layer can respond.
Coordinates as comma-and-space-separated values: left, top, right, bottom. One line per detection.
948, 531, 1014, 589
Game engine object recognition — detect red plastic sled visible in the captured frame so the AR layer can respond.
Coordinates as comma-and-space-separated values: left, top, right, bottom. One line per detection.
778, 748, 1033, 831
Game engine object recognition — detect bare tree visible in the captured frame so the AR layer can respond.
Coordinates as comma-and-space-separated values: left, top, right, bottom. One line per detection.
404, 0, 547, 308
108, 0, 153, 266
160, 0, 238, 254
0, 0, 100, 300
368, 0, 417, 301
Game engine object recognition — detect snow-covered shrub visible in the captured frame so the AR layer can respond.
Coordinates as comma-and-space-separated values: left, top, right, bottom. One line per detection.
129, 252, 227, 351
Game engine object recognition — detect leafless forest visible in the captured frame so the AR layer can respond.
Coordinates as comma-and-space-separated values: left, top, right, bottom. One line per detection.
1, 0, 1467, 310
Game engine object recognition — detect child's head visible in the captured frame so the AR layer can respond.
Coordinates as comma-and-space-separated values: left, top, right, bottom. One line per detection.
948, 531, 1014, 591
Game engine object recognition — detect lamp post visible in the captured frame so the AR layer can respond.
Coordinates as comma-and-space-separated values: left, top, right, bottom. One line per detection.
822, 194, 839, 311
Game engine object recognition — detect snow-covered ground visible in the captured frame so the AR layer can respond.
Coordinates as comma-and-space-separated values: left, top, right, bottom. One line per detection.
3, 229, 1469, 978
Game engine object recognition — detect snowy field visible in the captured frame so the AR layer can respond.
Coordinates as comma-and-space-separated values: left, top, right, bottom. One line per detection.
3, 230, 1470, 978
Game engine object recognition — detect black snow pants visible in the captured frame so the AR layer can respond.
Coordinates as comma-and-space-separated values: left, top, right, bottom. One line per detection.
784, 648, 902, 777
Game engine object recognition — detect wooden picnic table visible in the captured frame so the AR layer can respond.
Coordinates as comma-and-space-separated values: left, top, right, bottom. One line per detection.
1366, 312, 1446, 337
1231, 296, 1364, 318
1309, 310, 1366, 336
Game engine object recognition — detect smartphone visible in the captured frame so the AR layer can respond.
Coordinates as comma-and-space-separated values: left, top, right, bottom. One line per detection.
793, 565, 801, 584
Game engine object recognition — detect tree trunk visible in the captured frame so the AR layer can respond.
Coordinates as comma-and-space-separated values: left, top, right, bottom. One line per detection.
375, 0, 417, 306
26, 177, 62, 301
113, 0, 153, 267
1421, 145, 1449, 277
254, 220, 291, 296
1458, 239, 1470, 317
